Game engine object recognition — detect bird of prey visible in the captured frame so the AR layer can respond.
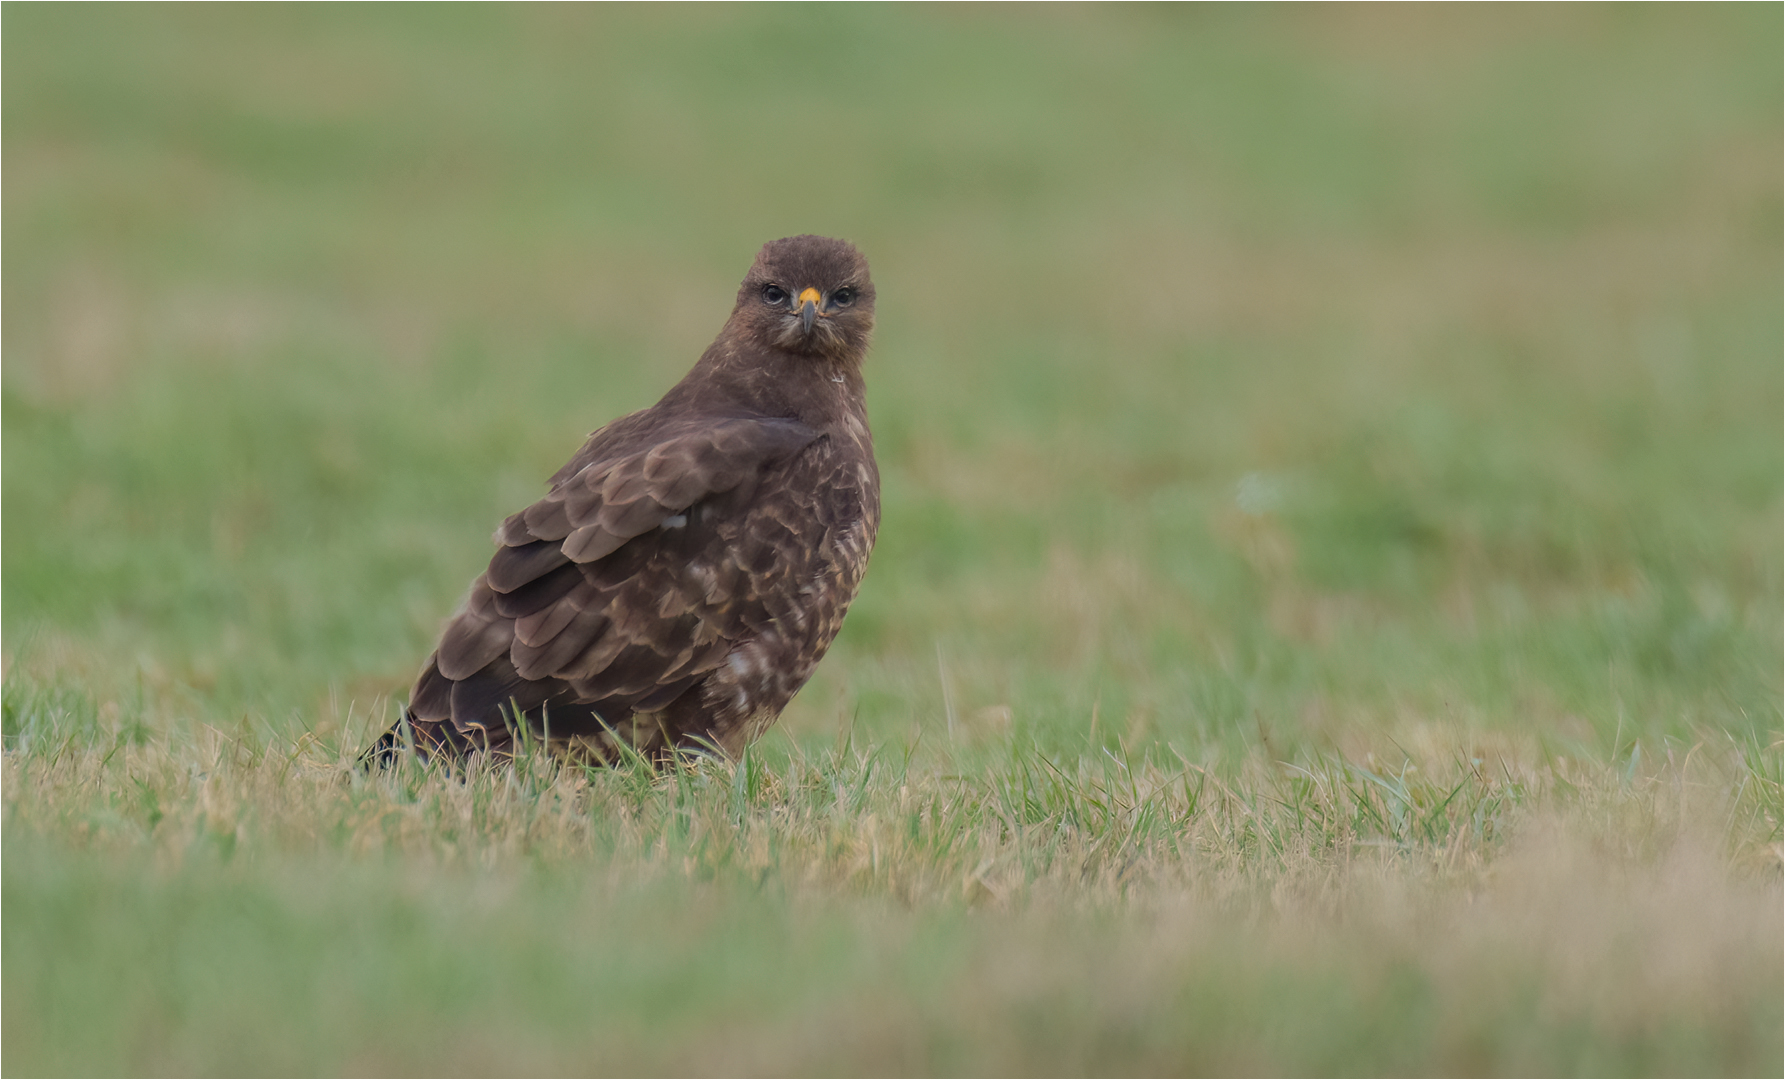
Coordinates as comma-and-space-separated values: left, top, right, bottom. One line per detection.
365, 235, 879, 768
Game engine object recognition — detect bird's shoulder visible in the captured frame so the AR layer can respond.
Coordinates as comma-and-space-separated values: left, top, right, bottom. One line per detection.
498, 410, 816, 552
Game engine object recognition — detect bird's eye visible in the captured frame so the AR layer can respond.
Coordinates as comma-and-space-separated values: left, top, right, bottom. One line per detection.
832, 287, 856, 307
762, 284, 788, 306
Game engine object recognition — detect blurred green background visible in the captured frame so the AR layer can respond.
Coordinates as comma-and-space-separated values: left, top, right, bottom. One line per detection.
4, 3, 1779, 763
4, 5, 1782, 1076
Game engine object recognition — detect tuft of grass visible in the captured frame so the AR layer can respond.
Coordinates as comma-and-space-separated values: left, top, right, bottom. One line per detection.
3, 713, 1779, 1075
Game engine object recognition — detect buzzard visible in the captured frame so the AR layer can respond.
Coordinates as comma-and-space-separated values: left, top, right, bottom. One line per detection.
365, 235, 879, 767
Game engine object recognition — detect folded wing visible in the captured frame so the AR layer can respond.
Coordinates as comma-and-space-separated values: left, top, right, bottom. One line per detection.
413, 416, 820, 732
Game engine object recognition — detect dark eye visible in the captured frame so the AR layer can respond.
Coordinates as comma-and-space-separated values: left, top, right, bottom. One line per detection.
762, 284, 788, 306
832, 287, 857, 307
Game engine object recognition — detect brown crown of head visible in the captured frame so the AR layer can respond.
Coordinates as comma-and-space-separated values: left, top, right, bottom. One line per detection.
731, 235, 874, 360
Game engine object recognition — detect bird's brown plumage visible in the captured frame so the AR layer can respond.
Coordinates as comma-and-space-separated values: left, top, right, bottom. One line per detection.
365, 235, 879, 767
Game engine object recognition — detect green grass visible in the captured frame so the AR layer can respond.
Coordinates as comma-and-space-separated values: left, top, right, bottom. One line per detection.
4, 5, 1781, 1076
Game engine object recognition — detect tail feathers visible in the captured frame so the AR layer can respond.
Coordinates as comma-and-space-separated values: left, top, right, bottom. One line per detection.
357, 706, 698, 772
357, 714, 410, 771
357, 711, 490, 771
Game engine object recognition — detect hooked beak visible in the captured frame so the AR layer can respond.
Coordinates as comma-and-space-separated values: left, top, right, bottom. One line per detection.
797, 287, 821, 334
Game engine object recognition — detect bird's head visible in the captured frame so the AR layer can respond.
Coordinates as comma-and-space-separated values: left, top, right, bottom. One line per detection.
734, 235, 875, 361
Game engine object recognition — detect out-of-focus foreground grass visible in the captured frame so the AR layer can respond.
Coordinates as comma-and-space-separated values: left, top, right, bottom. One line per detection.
4, 6, 1779, 1076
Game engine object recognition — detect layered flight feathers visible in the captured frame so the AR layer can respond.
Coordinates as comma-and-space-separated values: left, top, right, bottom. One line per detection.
432, 417, 820, 687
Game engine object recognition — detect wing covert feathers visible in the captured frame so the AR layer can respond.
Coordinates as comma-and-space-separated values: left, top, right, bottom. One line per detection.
413, 412, 873, 758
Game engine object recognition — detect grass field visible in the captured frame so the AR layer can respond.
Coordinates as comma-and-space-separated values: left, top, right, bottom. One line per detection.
4, 5, 1781, 1075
